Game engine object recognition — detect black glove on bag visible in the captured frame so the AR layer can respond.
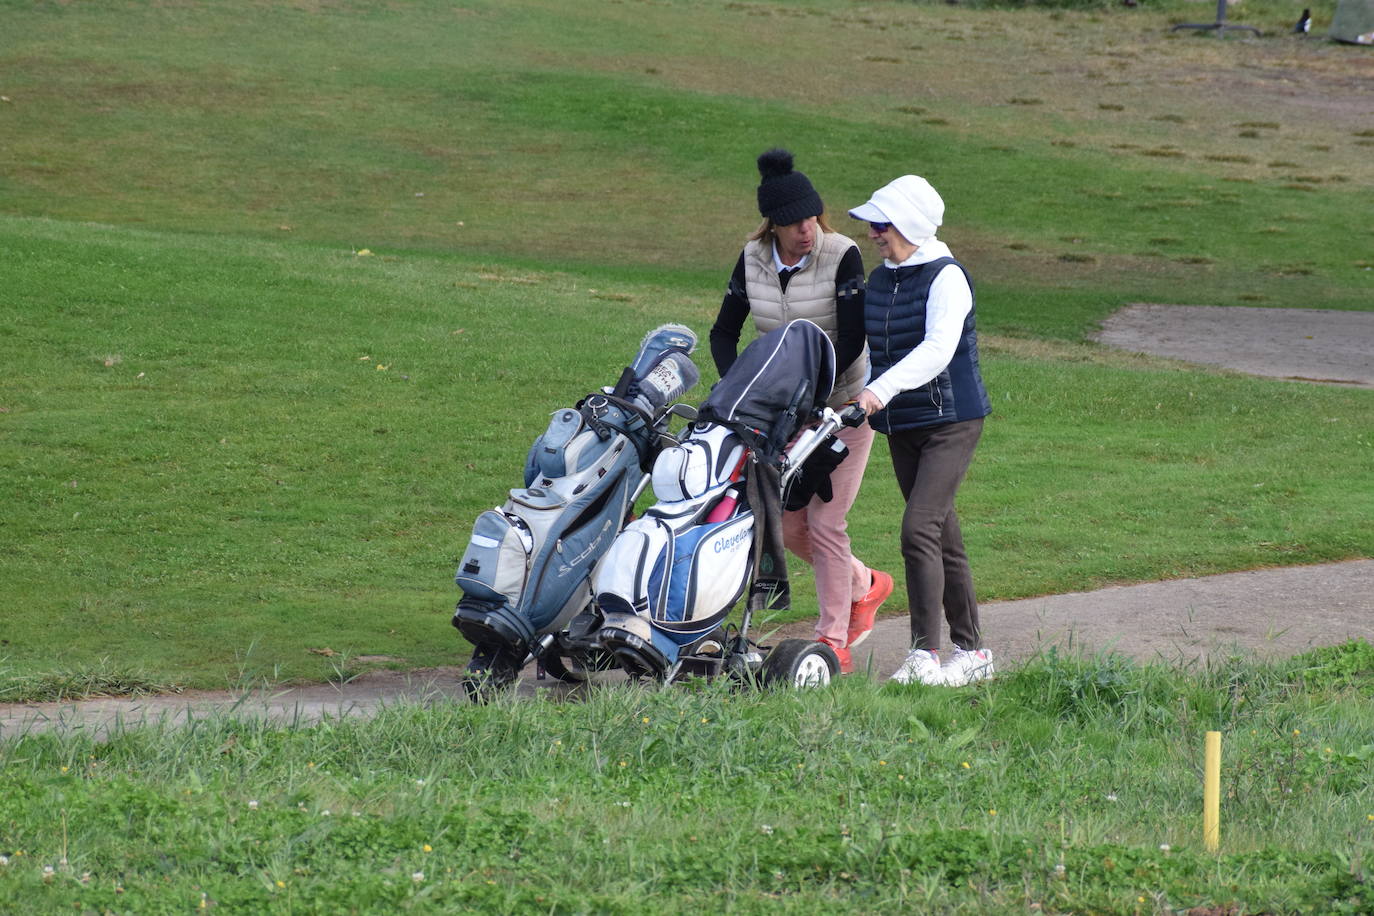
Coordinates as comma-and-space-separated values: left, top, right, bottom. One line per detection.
783, 435, 849, 511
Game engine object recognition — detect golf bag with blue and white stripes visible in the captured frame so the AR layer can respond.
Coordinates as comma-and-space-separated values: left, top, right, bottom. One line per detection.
591, 319, 847, 679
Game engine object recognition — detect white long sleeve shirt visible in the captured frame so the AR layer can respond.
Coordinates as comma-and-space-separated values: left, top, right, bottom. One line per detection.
864, 239, 973, 409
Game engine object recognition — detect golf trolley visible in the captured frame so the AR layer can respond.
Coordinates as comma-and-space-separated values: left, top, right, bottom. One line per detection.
592, 319, 865, 690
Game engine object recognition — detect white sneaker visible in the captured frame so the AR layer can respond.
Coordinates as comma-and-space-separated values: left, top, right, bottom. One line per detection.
944, 647, 995, 687
891, 648, 947, 686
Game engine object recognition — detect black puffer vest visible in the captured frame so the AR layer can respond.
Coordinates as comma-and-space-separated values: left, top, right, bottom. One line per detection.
865, 257, 992, 433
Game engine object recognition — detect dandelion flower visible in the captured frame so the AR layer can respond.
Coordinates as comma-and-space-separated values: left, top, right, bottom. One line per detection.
988, 809, 997, 816
1292, 729, 1301, 736
961, 761, 971, 769
879, 760, 887, 766
423, 844, 432, 853
641, 717, 650, 724
618, 760, 627, 768
60, 766, 68, 773
276, 880, 285, 888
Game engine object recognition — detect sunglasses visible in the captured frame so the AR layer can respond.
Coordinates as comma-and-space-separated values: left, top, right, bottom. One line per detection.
868, 221, 892, 234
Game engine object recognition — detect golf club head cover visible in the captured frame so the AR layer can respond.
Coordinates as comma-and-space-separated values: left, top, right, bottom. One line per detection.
628, 323, 700, 415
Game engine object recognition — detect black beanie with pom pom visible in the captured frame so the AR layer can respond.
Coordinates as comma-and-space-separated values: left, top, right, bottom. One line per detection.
755, 148, 823, 226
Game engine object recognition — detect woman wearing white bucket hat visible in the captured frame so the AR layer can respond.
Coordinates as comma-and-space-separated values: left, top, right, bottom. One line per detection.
709, 149, 894, 676
848, 175, 995, 688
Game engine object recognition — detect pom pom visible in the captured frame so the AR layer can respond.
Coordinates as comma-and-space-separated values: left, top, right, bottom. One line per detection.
757, 148, 795, 180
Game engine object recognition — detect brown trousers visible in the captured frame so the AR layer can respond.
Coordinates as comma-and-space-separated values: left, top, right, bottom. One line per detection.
885, 417, 985, 652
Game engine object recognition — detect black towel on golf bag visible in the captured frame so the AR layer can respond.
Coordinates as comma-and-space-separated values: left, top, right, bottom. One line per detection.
697, 319, 836, 461
745, 455, 789, 612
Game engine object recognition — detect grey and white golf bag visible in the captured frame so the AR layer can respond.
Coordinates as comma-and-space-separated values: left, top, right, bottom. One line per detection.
452, 324, 700, 692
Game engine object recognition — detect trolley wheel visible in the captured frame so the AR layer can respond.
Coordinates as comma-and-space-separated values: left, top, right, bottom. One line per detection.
541, 648, 617, 684
461, 644, 522, 703
760, 638, 839, 688
722, 650, 758, 687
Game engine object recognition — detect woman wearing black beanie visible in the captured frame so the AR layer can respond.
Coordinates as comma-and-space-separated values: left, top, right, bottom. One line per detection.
708, 149, 893, 675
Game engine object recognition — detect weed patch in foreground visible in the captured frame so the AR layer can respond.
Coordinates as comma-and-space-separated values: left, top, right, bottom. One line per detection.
1, 645, 1370, 912
0, 658, 182, 704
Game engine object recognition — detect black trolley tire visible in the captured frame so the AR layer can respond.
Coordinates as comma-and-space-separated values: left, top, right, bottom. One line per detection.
461, 646, 523, 703
760, 638, 839, 688
541, 648, 618, 684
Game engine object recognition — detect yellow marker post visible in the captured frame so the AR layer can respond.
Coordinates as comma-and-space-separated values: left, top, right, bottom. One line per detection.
1204, 730, 1221, 851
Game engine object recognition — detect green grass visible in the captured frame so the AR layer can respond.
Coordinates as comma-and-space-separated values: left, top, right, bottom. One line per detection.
2, 6, 1373, 910
5, 1, 1374, 306
1, 643, 1371, 912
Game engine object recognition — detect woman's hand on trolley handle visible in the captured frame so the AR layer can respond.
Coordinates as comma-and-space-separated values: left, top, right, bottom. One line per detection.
855, 389, 883, 417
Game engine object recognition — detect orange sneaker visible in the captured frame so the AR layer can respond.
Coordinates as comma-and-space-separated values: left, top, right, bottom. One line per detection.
846, 569, 893, 648
818, 637, 853, 675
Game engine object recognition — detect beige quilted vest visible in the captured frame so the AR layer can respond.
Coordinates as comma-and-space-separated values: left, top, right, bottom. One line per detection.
742, 229, 869, 409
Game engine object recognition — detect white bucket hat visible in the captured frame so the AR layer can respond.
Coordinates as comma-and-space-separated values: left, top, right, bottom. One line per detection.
848, 175, 944, 246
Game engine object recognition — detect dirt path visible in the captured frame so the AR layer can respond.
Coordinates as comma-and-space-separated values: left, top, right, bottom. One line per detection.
3, 306, 1369, 739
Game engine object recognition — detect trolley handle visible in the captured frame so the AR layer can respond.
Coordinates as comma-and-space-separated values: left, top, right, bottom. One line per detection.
780, 407, 845, 488
839, 403, 867, 429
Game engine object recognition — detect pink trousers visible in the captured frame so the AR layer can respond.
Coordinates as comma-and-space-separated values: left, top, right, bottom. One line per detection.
781, 421, 876, 647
